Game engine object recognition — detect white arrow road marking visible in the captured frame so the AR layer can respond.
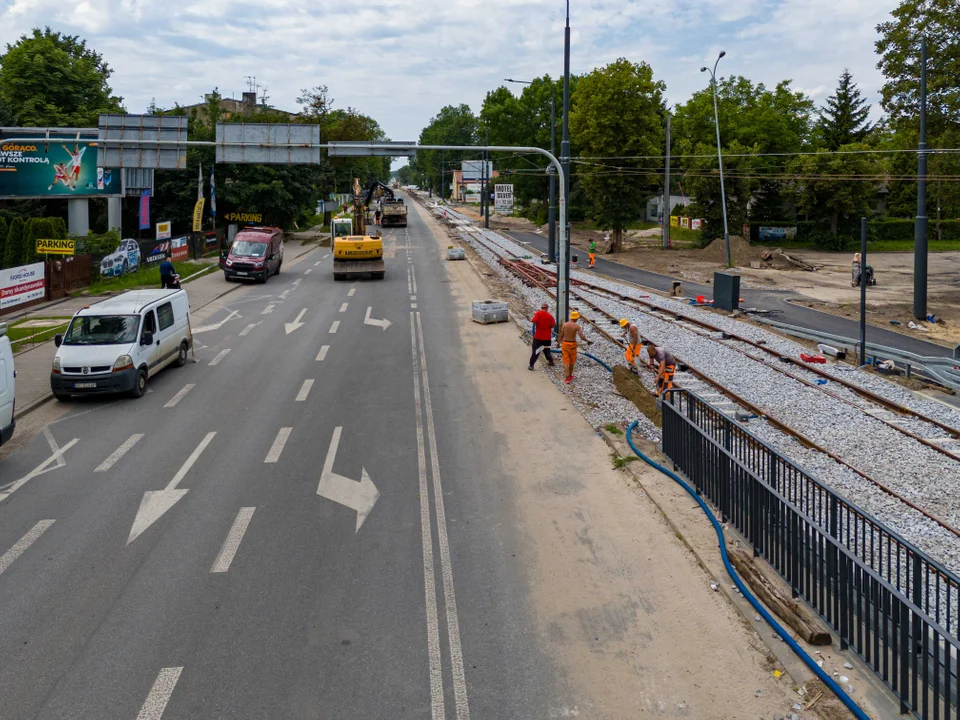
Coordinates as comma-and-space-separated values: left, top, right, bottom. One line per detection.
210, 507, 255, 573
285, 309, 308, 335
95, 434, 145, 472
329, 321, 340, 334
127, 432, 216, 545
0, 438, 79, 504
136, 667, 183, 720
295, 379, 314, 402
347, 288, 356, 297
317, 427, 380, 532
164, 384, 195, 408
193, 309, 240, 334
264, 428, 292, 464
209, 349, 231, 366
339, 303, 348, 313
0, 520, 55, 577
261, 304, 276, 315
239, 322, 261, 337
363, 307, 392, 331
316, 346, 329, 362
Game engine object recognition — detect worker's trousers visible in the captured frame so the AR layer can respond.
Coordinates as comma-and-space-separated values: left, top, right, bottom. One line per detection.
657, 364, 676, 395
530, 339, 555, 367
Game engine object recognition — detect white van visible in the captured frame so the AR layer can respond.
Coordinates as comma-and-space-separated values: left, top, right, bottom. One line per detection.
0, 322, 15, 447
51, 290, 193, 400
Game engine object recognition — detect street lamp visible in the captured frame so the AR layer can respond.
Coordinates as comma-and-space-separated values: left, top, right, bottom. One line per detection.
701, 50, 731, 267
504, 78, 557, 263
560, 0, 572, 324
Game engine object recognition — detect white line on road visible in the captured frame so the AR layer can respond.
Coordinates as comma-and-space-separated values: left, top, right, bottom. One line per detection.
322, 253, 330, 259
95, 434, 144, 472
262, 304, 276, 315
329, 321, 340, 334
411, 304, 417, 309
410, 313, 445, 720
295, 379, 314, 402
193, 309, 240, 334
209, 349, 231, 366
417, 312, 469, 719
339, 302, 348, 313
411, 295, 417, 301
347, 288, 356, 297
0, 520, 55, 577
169, 433, 216, 491
412, 266, 418, 294
210, 507, 255, 573
279, 289, 291, 300
0, 439, 79, 504
136, 667, 183, 720
264, 428, 292, 464
407, 267, 413, 294
293, 278, 302, 286
239, 322, 260, 337
316, 345, 329, 362
314, 260, 321, 266
164, 384, 195, 408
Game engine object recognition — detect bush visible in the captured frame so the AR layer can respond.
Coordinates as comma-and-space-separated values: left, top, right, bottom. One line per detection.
0, 217, 7, 265
2, 217, 24, 268
75, 229, 121, 258
519, 203, 548, 226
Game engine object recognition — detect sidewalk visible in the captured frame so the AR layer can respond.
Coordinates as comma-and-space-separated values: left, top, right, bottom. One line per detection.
11, 239, 315, 418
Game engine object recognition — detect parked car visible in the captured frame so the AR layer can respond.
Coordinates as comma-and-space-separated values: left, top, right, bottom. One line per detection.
0, 322, 15, 447
222, 227, 283, 283
51, 289, 192, 400
100, 238, 142, 277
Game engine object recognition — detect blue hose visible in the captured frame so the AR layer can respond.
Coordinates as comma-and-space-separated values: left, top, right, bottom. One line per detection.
547, 347, 613, 372
625, 420, 870, 720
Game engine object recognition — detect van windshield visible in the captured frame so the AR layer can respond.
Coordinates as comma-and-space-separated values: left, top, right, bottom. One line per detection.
231, 240, 268, 257
64, 315, 140, 345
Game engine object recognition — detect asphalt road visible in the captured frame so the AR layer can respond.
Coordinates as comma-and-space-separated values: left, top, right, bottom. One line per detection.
504, 228, 956, 358
0, 209, 553, 718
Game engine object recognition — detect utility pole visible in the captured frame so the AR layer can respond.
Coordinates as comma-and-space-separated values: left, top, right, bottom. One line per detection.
860, 217, 868, 365
560, 0, 572, 325
548, 92, 557, 262
914, 38, 929, 321
663, 112, 671, 250
701, 52, 730, 266
483, 127, 490, 228
440, 150, 445, 202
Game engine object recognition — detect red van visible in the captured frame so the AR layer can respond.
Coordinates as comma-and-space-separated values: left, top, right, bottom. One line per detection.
222, 227, 284, 283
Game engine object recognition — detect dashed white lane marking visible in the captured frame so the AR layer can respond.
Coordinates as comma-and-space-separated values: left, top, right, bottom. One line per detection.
293, 278, 302, 286
411, 267, 418, 294
322, 254, 330, 259
0, 520, 55, 577
239, 323, 257, 337
411, 303, 418, 309
164, 384, 195, 408
136, 667, 183, 720
339, 303, 348, 313
316, 345, 329, 362
262, 304, 276, 315
347, 288, 356, 297
279, 289, 291, 300
295, 379, 314, 402
305, 268, 312, 275
329, 321, 340, 334
411, 295, 417, 301
209, 349, 231, 366
210, 507, 255, 573
264, 428, 292, 464
95, 434, 145, 472
314, 261, 321, 266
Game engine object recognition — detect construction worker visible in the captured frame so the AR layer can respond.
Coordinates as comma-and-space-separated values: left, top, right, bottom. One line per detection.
619, 319, 641, 374
644, 340, 677, 396
529, 303, 557, 370
588, 239, 597, 268
559, 311, 589, 384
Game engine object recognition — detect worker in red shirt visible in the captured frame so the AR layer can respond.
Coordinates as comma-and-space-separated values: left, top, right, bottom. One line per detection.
528, 302, 557, 370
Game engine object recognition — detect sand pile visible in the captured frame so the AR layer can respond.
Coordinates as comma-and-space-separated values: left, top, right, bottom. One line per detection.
700, 235, 765, 265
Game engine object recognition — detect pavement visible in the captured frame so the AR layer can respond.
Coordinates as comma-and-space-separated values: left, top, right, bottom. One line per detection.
0, 203, 825, 718
504, 228, 958, 359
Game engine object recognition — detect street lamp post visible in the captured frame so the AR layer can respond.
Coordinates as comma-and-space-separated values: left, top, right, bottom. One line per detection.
701, 51, 731, 267
561, 0, 572, 323
504, 78, 557, 264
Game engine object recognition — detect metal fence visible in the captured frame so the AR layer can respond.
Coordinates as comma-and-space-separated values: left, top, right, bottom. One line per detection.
662, 389, 960, 717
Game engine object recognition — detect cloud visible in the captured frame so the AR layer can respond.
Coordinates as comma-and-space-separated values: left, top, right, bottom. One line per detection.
1, 0, 899, 145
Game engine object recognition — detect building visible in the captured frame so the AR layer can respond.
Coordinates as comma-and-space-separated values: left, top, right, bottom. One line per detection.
450, 169, 500, 202
179, 91, 298, 122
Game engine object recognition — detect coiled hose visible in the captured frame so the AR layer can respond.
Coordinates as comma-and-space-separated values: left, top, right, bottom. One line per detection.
625, 420, 870, 720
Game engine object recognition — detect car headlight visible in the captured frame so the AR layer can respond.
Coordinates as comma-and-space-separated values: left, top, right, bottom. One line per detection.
254, 261, 264, 268
52, 356, 61, 373
113, 355, 133, 372
225, 259, 233, 267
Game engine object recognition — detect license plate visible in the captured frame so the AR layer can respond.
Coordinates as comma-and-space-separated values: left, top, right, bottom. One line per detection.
74, 382, 97, 389
236, 272, 248, 276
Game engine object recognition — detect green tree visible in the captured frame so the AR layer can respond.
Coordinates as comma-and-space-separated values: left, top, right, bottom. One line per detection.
21, 218, 38, 264
0, 27, 124, 126
819, 70, 872, 150
569, 59, 665, 252
52, 216, 67, 239
3, 216, 24, 268
0, 217, 7, 264
412, 104, 479, 195
681, 140, 757, 241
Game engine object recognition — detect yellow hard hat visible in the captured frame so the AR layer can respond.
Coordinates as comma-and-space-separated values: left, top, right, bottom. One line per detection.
619, 318, 629, 328
570, 311, 581, 320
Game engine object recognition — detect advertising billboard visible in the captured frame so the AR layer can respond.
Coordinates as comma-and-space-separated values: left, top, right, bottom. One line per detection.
494, 184, 514, 212
0, 131, 120, 199
758, 226, 797, 241
1, 262, 45, 310
156, 221, 172, 240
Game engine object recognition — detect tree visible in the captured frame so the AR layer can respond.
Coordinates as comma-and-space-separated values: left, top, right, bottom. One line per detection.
0, 28, 124, 126
3, 217, 24, 268
819, 70, 872, 150
412, 104, 478, 195
681, 140, 757, 240
569, 59, 665, 252
0, 217, 7, 265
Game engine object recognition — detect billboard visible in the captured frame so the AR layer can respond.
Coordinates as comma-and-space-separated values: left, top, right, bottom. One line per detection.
156, 221, 172, 240
494, 184, 514, 212
36, 238, 75, 255
758, 226, 797, 241
0, 131, 120, 198
1, 262, 45, 309
461, 161, 492, 181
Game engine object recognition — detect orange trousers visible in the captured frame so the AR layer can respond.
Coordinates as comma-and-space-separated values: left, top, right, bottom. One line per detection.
624, 343, 642, 366
588, 252, 596, 267
657, 364, 676, 394
561, 341, 578, 366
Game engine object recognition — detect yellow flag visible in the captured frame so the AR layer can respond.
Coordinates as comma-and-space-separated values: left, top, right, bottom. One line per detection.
193, 198, 205, 232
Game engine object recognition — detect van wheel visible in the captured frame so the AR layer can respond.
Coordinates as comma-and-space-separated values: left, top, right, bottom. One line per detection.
333, 273, 345, 281
258, 272, 269, 284
129, 369, 148, 398
176, 341, 189, 367
275, 260, 282, 275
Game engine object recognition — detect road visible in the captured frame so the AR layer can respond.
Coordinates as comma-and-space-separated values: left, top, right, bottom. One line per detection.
0, 201, 808, 719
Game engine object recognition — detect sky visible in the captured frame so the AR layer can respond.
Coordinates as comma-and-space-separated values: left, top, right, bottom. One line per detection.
1, 0, 901, 159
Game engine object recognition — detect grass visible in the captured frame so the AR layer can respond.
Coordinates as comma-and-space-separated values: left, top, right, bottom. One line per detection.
604, 423, 623, 436
864, 239, 960, 253
78, 261, 213, 296
5, 316, 73, 353
610, 452, 639, 469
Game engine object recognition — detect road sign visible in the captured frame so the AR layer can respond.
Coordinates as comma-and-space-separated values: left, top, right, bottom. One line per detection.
216, 123, 320, 165
36, 238, 75, 255
494, 184, 514, 212
98, 114, 188, 169
157, 221, 172, 240
328, 141, 416, 157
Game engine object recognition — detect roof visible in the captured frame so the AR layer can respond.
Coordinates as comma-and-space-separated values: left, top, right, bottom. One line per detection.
236, 226, 280, 235
78, 289, 183, 315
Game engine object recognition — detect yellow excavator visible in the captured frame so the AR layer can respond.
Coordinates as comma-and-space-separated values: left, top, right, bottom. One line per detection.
331, 178, 389, 281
